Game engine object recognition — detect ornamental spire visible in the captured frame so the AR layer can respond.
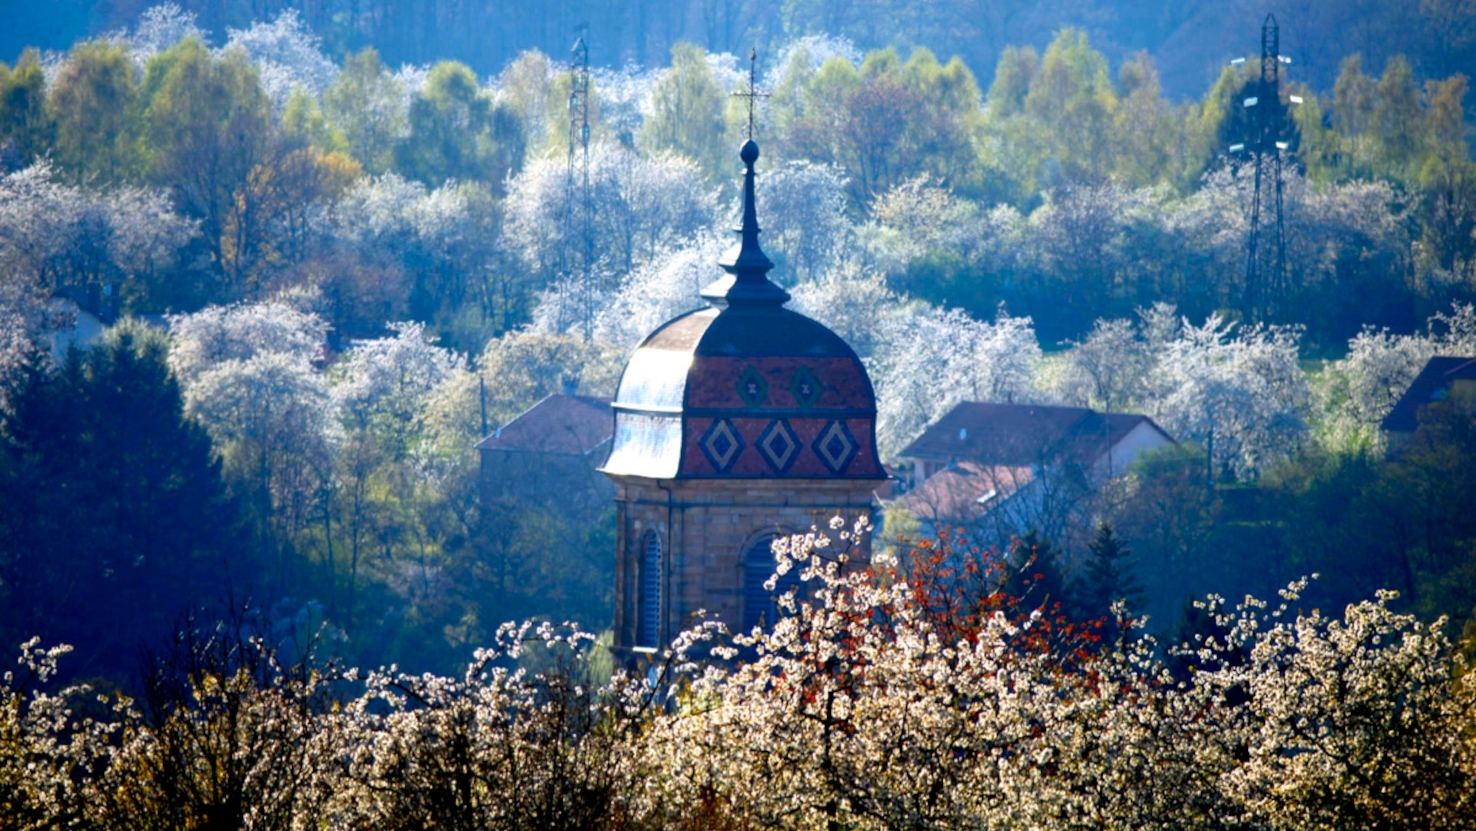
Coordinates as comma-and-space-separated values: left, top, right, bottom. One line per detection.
702, 48, 788, 308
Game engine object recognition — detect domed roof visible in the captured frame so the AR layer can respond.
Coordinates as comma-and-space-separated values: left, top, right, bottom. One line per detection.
600, 141, 884, 481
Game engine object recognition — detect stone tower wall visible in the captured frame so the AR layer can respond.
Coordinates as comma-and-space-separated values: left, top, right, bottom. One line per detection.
609, 475, 876, 652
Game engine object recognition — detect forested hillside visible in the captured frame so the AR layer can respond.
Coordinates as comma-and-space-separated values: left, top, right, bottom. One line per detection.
12, 0, 1476, 100
1, 2, 1474, 680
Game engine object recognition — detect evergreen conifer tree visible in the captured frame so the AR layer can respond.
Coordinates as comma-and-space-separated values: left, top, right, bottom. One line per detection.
1073, 522, 1144, 626
0, 323, 250, 681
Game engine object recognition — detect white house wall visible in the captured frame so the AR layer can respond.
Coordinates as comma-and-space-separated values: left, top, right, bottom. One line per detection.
1098, 421, 1174, 478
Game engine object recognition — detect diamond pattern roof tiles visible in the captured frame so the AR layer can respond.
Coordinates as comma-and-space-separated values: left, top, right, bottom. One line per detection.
756, 419, 801, 474
699, 418, 745, 473
812, 420, 859, 474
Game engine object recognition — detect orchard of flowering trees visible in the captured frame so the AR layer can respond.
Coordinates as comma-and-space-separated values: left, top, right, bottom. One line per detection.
1, 1, 1476, 715
3, 522, 1475, 830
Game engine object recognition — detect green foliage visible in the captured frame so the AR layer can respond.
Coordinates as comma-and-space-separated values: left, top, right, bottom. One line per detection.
1290, 85, 1339, 183
1113, 399, 1476, 642
0, 9, 1467, 343
476, 330, 624, 425
1072, 522, 1144, 625
1423, 73, 1470, 167
282, 86, 344, 153
982, 45, 1036, 120
395, 60, 523, 188
498, 50, 559, 154
1374, 56, 1427, 181
323, 48, 405, 173
1, 6, 1476, 691
0, 50, 51, 167
1111, 444, 1227, 628
47, 40, 140, 184
0, 324, 248, 681
1110, 53, 1178, 188
1416, 157, 1476, 275
1333, 54, 1379, 178
641, 43, 727, 181
981, 30, 1215, 200
1023, 29, 1116, 184
142, 39, 274, 286
781, 46, 984, 209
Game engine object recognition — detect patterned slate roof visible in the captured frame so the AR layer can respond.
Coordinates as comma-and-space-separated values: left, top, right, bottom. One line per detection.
600, 310, 884, 479
600, 139, 883, 482
1380, 356, 1476, 433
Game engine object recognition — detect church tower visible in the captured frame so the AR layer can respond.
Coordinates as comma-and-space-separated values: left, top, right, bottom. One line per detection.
600, 137, 886, 654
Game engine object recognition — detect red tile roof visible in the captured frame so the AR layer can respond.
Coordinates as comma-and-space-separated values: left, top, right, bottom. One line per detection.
900, 402, 1168, 466
475, 394, 613, 457
889, 462, 1036, 524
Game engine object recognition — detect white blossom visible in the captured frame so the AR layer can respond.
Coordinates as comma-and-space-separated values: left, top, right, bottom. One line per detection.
586, 232, 725, 347
4, 526, 1472, 830
223, 9, 338, 111
123, 3, 209, 67
1149, 314, 1310, 479
758, 159, 851, 283
167, 298, 328, 389
332, 321, 462, 445
872, 305, 1043, 458
504, 144, 715, 281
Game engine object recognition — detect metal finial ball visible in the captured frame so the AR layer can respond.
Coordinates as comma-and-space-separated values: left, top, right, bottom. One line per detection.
740, 140, 759, 164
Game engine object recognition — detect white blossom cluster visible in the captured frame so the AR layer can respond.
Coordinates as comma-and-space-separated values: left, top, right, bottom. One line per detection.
223, 10, 341, 112
510, 154, 1422, 477
0, 162, 196, 389
504, 144, 716, 280
117, 3, 209, 69
331, 173, 496, 259
588, 64, 661, 139
163, 297, 476, 563
0, 162, 197, 301
1147, 313, 1310, 479
869, 305, 1044, 458
5, 524, 1474, 829
1313, 303, 1476, 453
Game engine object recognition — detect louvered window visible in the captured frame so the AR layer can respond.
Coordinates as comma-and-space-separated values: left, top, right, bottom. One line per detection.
637, 531, 662, 648
742, 534, 803, 632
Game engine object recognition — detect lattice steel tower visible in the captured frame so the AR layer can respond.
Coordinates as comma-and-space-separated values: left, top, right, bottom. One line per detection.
1233, 14, 1298, 321
565, 28, 595, 339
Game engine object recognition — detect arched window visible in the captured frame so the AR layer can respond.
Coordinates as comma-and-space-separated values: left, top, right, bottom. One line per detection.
742, 533, 804, 632
637, 531, 662, 649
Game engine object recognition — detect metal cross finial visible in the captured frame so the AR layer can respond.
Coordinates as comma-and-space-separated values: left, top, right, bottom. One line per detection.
732, 46, 770, 140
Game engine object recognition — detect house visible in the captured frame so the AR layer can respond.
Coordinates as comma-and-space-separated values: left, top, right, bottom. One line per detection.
44, 295, 107, 361
898, 402, 1174, 485
476, 393, 615, 519
1380, 356, 1476, 446
888, 402, 1174, 552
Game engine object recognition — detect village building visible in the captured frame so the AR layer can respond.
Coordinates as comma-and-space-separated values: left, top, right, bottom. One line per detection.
43, 289, 109, 362
1381, 356, 1476, 447
888, 402, 1173, 553
475, 392, 615, 518
599, 138, 886, 655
